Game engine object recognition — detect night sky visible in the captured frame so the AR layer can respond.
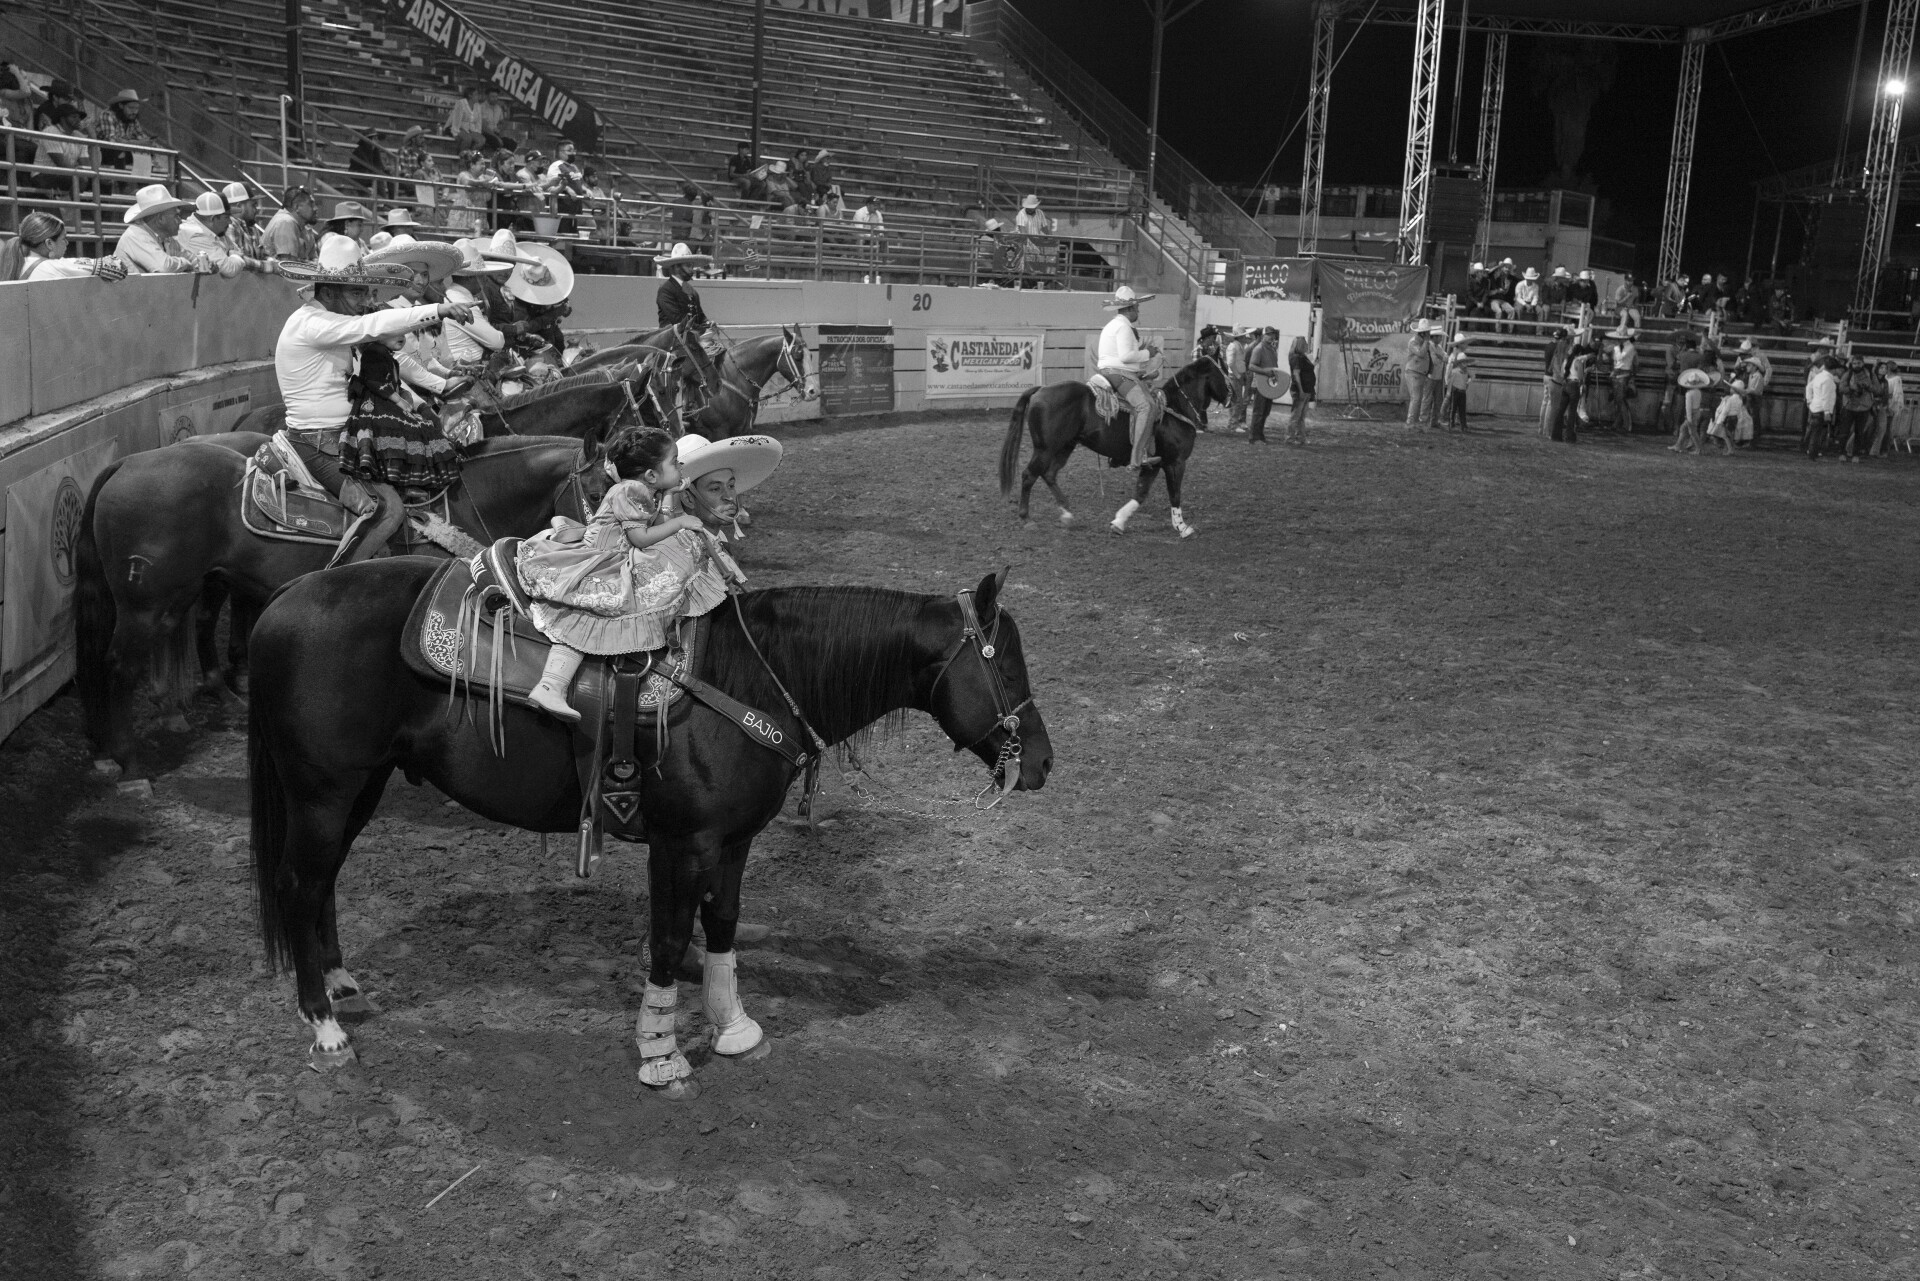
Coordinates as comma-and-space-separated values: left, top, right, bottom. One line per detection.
1012, 0, 1886, 277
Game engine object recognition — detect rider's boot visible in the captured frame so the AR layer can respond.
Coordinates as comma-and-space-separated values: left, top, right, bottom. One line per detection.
328, 481, 406, 568
530, 644, 584, 723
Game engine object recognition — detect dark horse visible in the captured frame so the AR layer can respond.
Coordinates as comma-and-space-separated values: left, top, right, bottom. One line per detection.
998, 355, 1229, 538
596, 327, 811, 439
75, 432, 612, 782
230, 363, 649, 443
248, 561, 1051, 1096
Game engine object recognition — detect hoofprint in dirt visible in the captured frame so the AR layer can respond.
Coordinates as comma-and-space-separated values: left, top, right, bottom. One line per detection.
3, 408, 1918, 1280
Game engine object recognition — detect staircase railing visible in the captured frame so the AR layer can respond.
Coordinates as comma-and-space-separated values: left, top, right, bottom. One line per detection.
963, 0, 1274, 260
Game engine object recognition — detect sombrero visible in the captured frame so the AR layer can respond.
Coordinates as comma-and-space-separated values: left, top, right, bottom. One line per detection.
505, 243, 574, 306
451, 237, 512, 277
1522, 267, 1540, 280
278, 232, 416, 295
659, 241, 712, 267
1021, 194, 1041, 210
483, 227, 546, 266
1678, 368, 1712, 389
1103, 284, 1155, 310
675, 433, 785, 493
381, 208, 423, 231
122, 183, 192, 224
364, 234, 465, 284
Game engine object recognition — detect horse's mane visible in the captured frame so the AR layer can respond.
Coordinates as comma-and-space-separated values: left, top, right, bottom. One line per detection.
703, 585, 927, 745
500, 364, 630, 410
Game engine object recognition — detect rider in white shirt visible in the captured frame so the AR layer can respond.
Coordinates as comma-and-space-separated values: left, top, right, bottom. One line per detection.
1096, 285, 1161, 469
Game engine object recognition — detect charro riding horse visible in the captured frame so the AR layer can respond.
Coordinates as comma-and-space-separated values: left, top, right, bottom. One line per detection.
247, 562, 1051, 1097
998, 354, 1230, 538
75, 427, 619, 783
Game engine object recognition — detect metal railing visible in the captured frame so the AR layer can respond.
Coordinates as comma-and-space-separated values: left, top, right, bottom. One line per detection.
964, 0, 1274, 261
2, 124, 182, 242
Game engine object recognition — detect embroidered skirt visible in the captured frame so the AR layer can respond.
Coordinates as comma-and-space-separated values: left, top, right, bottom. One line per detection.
519, 524, 734, 655
339, 395, 462, 491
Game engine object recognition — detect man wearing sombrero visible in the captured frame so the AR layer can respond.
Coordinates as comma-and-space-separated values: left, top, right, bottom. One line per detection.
365, 235, 470, 400
657, 242, 720, 416
275, 235, 476, 564
1097, 285, 1162, 469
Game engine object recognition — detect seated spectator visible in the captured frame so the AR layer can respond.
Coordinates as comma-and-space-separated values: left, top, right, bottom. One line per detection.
725, 140, 758, 201
221, 181, 268, 261
0, 57, 45, 129
176, 190, 263, 277
113, 184, 212, 274
805, 149, 834, 203
263, 184, 318, 260
32, 102, 90, 190
546, 141, 588, 230
974, 217, 1013, 284
31, 78, 78, 132
89, 88, 161, 174
0, 210, 128, 282
854, 194, 885, 236
393, 124, 439, 219
447, 85, 487, 153
762, 159, 796, 212
322, 199, 375, 247
479, 88, 515, 152
789, 148, 814, 207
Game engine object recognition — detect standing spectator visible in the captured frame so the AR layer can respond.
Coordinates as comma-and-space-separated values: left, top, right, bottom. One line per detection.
512, 150, 549, 230
221, 181, 268, 261
853, 194, 885, 281
1442, 333, 1473, 431
447, 86, 487, 152
264, 185, 318, 260
1513, 268, 1541, 323
1885, 362, 1912, 453
393, 125, 438, 218
1540, 327, 1573, 437
113, 184, 211, 274
1402, 319, 1435, 427
1607, 325, 1638, 431
1705, 380, 1745, 456
1286, 335, 1315, 446
1838, 353, 1878, 462
31, 78, 78, 132
1869, 359, 1898, 456
725, 141, 759, 201
1223, 326, 1250, 431
177, 191, 266, 276
0, 211, 128, 281
1656, 274, 1683, 317
88, 88, 162, 177
1803, 354, 1837, 459
450, 151, 498, 236
1613, 272, 1642, 328
1014, 195, 1055, 288
1694, 271, 1719, 314
32, 102, 90, 191
479, 88, 515, 152
1555, 334, 1595, 443
669, 181, 714, 251
1244, 326, 1281, 445
546, 142, 588, 232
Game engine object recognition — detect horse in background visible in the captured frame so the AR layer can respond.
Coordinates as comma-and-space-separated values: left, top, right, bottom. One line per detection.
998, 355, 1230, 538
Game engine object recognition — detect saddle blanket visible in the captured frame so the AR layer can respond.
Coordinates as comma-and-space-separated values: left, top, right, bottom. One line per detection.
1087, 375, 1165, 425
400, 550, 695, 724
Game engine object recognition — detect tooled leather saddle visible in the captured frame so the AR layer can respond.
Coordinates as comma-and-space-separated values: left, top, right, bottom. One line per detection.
400, 541, 813, 876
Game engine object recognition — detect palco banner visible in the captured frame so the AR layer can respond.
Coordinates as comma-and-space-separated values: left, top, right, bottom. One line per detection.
1, 440, 118, 696
387, 0, 602, 149
1240, 258, 1314, 301
925, 332, 1044, 399
1312, 261, 1430, 341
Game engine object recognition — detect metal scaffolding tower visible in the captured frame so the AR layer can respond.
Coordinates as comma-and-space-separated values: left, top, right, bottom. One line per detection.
1854, 0, 1920, 315
1396, 0, 1445, 264
1298, 1, 1337, 256
1657, 33, 1705, 286
1472, 28, 1507, 264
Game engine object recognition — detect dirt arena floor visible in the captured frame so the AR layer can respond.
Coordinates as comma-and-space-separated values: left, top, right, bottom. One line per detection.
3, 403, 1918, 1281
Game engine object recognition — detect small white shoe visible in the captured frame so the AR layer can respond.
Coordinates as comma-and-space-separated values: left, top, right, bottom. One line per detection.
529, 682, 581, 723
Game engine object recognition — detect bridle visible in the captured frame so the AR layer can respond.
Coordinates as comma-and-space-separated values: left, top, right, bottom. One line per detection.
926, 588, 1034, 808
723, 329, 810, 403
1157, 353, 1228, 431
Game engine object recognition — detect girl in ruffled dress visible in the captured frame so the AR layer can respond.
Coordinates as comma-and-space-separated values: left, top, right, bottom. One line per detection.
518, 427, 742, 722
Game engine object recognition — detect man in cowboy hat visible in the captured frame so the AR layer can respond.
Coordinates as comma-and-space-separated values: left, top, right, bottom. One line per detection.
1097, 285, 1162, 469
1606, 324, 1638, 431
324, 201, 375, 248
1403, 319, 1436, 427
656, 242, 720, 416
1245, 326, 1283, 444
1514, 267, 1541, 323
1569, 268, 1599, 312
380, 208, 424, 235
175, 191, 264, 277
113, 184, 212, 275
274, 234, 476, 564
1014, 194, 1054, 288
1223, 326, 1252, 431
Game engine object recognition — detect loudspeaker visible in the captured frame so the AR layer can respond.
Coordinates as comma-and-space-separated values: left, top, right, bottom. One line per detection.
1808, 200, 1866, 317
1428, 175, 1482, 245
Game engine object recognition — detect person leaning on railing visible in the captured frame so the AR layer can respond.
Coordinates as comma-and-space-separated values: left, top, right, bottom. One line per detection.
0, 211, 128, 282
177, 190, 271, 277
113, 184, 214, 275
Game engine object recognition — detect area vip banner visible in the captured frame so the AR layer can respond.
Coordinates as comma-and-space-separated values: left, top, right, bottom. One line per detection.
925, 333, 1043, 399
770, 0, 964, 28
1312, 261, 1429, 342
388, 0, 602, 149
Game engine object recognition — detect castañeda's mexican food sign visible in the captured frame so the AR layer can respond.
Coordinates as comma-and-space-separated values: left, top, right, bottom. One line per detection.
924, 333, 1044, 398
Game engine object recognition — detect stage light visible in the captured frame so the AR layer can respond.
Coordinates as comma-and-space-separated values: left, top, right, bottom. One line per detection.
1886, 79, 1907, 97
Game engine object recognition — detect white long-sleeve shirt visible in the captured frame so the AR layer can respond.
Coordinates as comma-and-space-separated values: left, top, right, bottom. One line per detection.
440, 283, 506, 364
21, 253, 107, 280
1097, 313, 1151, 373
1804, 366, 1837, 415
176, 216, 248, 277
275, 299, 444, 435
114, 221, 200, 274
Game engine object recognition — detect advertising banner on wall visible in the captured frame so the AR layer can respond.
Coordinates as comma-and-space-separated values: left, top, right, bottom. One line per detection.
817, 324, 895, 415
1312, 260, 1429, 342
925, 332, 1044, 399
1239, 258, 1314, 301
386, 0, 602, 149
1, 440, 118, 696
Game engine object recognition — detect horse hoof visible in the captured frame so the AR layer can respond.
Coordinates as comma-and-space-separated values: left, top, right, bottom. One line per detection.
1177, 526, 1197, 539
116, 778, 154, 800
717, 1035, 773, 1065
163, 714, 191, 734
308, 1043, 358, 1071
732, 922, 773, 945
331, 993, 377, 1022
642, 1075, 701, 1102
1108, 524, 1125, 536
1059, 512, 1076, 526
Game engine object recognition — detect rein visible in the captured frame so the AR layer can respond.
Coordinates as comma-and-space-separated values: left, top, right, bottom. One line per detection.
1158, 357, 1225, 432
722, 332, 808, 404
925, 589, 1034, 809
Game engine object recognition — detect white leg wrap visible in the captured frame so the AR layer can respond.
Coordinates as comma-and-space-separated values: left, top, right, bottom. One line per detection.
305, 1015, 350, 1054
635, 981, 692, 1086
1111, 499, 1140, 532
1171, 506, 1196, 538
701, 950, 764, 1057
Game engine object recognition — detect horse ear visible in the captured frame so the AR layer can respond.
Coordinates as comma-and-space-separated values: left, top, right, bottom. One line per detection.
974, 566, 1011, 620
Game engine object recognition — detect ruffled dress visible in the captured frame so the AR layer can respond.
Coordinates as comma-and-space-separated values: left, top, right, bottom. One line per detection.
516, 480, 742, 654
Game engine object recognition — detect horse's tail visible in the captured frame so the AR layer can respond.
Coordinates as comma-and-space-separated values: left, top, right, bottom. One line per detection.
74, 461, 123, 747
248, 689, 295, 973
999, 388, 1038, 496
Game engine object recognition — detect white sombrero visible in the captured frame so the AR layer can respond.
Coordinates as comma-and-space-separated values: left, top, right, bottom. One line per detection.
660, 241, 712, 267
122, 183, 192, 224
1103, 284, 1155, 310
278, 232, 415, 295
1678, 368, 1712, 389
451, 238, 512, 277
675, 432, 784, 493
364, 234, 465, 284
